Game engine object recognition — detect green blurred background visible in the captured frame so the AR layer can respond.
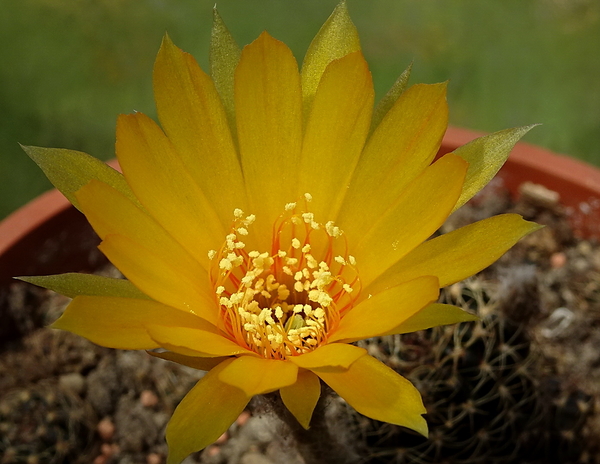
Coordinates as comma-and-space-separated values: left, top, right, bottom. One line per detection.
1, 0, 599, 219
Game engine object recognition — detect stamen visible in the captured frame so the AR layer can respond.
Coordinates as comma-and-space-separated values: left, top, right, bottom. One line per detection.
209, 195, 361, 360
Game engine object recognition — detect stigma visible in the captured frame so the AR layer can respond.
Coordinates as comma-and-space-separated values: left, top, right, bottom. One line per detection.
209, 195, 361, 359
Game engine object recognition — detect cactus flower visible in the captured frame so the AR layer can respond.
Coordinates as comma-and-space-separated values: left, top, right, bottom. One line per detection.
21, 2, 540, 463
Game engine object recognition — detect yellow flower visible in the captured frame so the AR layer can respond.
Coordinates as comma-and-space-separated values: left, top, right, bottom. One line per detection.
21, 2, 540, 463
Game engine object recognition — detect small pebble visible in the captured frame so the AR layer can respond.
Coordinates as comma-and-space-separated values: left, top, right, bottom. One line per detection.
93, 456, 107, 464
59, 373, 85, 395
97, 417, 115, 441
237, 410, 251, 426
216, 431, 228, 444
101, 443, 114, 457
206, 445, 221, 457
551, 252, 567, 268
147, 453, 162, 464
240, 452, 274, 464
140, 390, 159, 408
519, 182, 560, 208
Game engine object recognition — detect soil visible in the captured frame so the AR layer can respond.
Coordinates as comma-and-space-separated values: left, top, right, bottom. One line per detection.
1, 178, 600, 464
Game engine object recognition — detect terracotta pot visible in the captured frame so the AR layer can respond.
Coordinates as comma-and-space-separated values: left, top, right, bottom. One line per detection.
2, 128, 600, 287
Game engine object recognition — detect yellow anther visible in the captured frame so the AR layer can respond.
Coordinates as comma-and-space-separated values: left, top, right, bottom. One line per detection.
212, 200, 360, 360
302, 212, 314, 224
219, 258, 232, 271
278, 285, 290, 301
275, 307, 284, 319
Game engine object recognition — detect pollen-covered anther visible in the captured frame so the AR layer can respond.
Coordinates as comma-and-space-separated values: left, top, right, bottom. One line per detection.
209, 200, 361, 360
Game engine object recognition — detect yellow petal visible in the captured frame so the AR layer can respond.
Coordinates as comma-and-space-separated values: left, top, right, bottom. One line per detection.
452, 125, 538, 212
21, 145, 138, 212
298, 51, 373, 220
289, 343, 366, 371
148, 351, 229, 372
154, 35, 245, 225
370, 62, 412, 133
328, 276, 439, 343
339, 83, 448, 238
166, 359, 249, 464
147, 325, 254, 358
98, 234, 217, 324
210, 7, 241, 134
116, 112, 224, 267
235, 32, 303, 236
218, 356, 298, 396
77, 179, 211, 282
354, 153, 467, 287
385, 303, 478, 336
365, 214, 542, 296
315, 355, 428, 436
51, 296, 213, 350
280, 369, 321, 430
17, 273, 148, 299
301, 0, 360, 116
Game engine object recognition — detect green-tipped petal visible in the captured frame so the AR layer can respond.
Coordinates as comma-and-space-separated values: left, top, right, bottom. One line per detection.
210, 7, 241, 133
315, 355, 428, 436
280, 369, 321, 429
52, 296, 215, 350
17, 273, 148, 299
166, 359, 249, 464
452, 125, 538, 212
384, 303, 479, 336
21, 145, 138, 211
218, 356, 298, 396
301, 0, 360, 116
370, 62, 412, 133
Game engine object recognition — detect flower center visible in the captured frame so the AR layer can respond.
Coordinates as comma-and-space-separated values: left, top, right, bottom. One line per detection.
209, 195, 361, 360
